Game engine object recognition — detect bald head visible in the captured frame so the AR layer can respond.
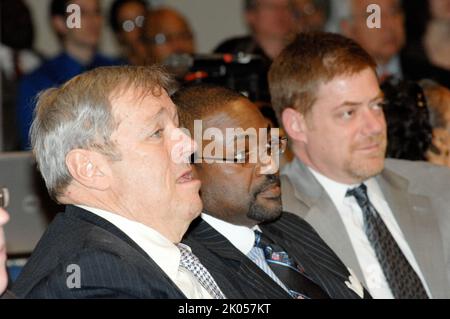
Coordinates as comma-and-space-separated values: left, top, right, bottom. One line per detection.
143, 7, 195, 63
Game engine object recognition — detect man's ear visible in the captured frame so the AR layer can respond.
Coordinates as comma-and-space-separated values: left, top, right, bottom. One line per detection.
65, 149, 111, 191
282, 108, 309, 144
52, 15, 68, 37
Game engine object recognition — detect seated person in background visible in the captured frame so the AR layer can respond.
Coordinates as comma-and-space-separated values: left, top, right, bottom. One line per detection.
293, 0, 331, 32
11, 66, 227, 299
109, 0, 149, 66
1, 0, 42, 151
381, 80, 433, 161
17, 0, 119, 149
215, 0, 295, 63
0, 208, 10, 296
142, 7, 195, 65
174, 84, 368, 299
334, 0, 407, 82
420, 79, 450, 167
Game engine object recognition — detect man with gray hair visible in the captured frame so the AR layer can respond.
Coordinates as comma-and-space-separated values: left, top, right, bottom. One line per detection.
329, 0, 407, 81
11, 65, 228, 299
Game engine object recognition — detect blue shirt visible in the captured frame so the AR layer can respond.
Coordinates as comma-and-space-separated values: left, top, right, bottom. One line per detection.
17, 52, 120, 149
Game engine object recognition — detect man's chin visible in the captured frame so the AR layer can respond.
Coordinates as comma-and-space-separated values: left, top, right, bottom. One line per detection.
349, 158, 385, 181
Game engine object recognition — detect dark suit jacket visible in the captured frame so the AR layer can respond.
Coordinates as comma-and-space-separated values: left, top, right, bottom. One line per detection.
183, 213, 369, 299
11, 205, 187, 299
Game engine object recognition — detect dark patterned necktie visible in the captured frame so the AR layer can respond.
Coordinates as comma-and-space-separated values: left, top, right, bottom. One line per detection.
177, 243, 226, 299
254, 230, 330, 299
346, 184, 428, 299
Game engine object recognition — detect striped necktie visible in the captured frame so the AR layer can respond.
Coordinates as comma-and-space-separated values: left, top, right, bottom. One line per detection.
346, 184, 428, 299
254, 230, 330, 299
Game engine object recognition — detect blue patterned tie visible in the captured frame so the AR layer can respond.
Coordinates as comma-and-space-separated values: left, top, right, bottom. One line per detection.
254, 230, 329, 299
346, 184, 428, 299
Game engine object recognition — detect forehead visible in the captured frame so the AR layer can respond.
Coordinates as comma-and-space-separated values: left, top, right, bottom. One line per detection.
314, 69, 380, 105
203, 99, 270, 132
352, 0, 399, 11
112, 86, 175, 123
118, 2, 146, 18
147, 11, 189, 33
73, 0, 100, 11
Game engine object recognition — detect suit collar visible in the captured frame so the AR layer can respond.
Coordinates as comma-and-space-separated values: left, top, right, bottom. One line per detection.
281, 159, 368, 285
64, 205, 151, 261
377, 167, 447, 298
283, 159, 447, 297
184, 218, 245, 262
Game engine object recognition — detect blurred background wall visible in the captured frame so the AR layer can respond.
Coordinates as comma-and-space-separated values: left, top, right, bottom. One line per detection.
24, 0, 248, 58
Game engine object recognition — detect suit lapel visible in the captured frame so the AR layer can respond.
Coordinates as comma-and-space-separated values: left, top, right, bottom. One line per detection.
377, 169, 448, 298
281, 159, 366, 286
184, 218, 290, 299
261, 215, 363, 299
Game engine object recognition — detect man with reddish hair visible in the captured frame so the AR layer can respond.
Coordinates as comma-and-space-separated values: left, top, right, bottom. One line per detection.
269, 32, 450, 298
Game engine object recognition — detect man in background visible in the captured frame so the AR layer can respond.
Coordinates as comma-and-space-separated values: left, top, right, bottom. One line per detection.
142, 7, 195, 65
17, 0, 119, 149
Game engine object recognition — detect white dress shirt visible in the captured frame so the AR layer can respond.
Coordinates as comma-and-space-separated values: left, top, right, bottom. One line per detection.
77, 205, 213, 299
201, 213, 291, 293
308, 169, 431, 299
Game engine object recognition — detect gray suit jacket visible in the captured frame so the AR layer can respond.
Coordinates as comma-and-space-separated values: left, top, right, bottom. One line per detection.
281, 158, 450, 298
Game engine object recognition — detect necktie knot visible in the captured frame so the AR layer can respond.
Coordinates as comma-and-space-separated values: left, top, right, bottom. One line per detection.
346, 184, 369, 207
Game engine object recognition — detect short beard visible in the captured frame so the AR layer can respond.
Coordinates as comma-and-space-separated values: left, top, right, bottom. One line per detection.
345, 140, 387, 182
246, 174, 282, 223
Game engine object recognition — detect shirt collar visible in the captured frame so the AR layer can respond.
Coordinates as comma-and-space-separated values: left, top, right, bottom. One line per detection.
308, 167, 359, 201
308, 167, 382, 202
201, 212, 260, 255
376, 54, 401, 78
76, 205, 182, 281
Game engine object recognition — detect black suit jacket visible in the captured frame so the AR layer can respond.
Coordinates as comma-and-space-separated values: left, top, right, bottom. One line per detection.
183, 213, 370, 299
11, 205, 186, 298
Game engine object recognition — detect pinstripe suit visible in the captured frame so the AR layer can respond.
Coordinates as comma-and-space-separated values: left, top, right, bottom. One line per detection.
11, 205, 188, 298
183, 214, 369, 299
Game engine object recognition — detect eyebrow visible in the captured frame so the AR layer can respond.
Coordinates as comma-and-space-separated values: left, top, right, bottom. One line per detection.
147, 107, 166, 124
333, 92, 385, 110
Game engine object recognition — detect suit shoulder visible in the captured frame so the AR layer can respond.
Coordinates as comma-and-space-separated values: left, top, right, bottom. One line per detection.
384, 159, 450, 187
272, 212, 319, 236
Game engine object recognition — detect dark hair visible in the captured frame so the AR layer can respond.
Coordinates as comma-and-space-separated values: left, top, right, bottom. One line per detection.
382, 80, 433, 161
50, 0, 71, 17
109, 0, 148, 33
269, 32, 376, 121
172, 84, 245, 130
244, 0, 258, 11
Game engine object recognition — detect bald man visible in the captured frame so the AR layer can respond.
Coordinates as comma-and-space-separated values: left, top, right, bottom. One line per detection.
143, 7, 195, 64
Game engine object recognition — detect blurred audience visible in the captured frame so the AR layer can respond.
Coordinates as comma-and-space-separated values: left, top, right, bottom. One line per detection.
17, 0, 119, 149
142, 7, 195, 65
335, 0, 407, 82
0, 208, 9, 296
403, 0, 450, 88
382, 80, 433, 161
420, 79, 450, 167
215, 0, 296, 63
293, 0, 331, 32
0, 0, 41, 151
110, 0, 149, 65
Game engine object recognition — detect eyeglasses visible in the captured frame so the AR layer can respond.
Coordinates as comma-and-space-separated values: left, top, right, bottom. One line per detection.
192, 135, 288, 166
143, 31, 193, 46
